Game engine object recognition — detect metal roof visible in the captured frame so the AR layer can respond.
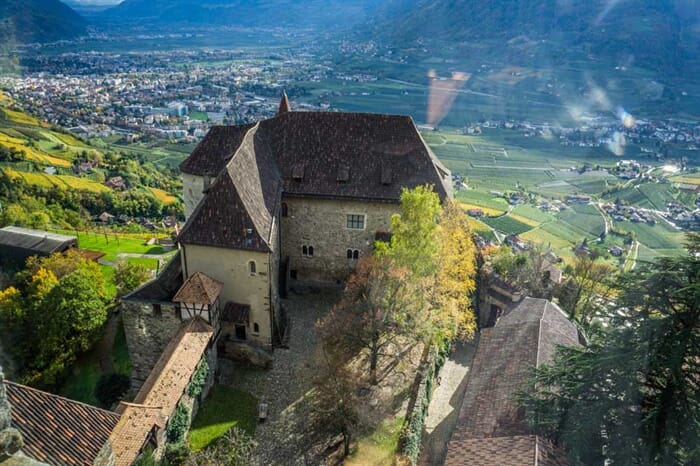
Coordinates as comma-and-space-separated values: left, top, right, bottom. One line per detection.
0, 227, 77, 255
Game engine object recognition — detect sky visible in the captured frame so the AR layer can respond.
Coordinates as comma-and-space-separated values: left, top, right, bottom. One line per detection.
64, 0, 123, 5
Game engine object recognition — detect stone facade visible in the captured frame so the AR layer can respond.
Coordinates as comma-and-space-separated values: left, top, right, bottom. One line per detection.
181, 244, 275, 348
121, 301, 182, 388
280, 197, 398, 282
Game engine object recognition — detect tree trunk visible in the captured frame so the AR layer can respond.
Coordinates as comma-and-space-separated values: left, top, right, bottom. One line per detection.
343, 431, 351, 457
370, 336, 378, 385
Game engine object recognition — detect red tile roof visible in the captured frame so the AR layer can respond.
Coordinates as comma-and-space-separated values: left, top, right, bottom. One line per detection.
5, 381, 119, 465
108, 318, 213, 465
172, 271, 223, 305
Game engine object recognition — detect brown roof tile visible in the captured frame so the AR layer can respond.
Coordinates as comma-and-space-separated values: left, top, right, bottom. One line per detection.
445, 298, 579, 465
5, 382, 119, 465
172, 272, 223, 305
108, 318, 213, 465
179, 124, 256, 176
222, 302, 250, 322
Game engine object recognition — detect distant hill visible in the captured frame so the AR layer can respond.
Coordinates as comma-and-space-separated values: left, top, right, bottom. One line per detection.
0, 0, 87, 44
102, 0, 383, 29
370, 0, 700, 73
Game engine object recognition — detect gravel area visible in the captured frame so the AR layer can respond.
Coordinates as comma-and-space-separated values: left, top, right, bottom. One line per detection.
218, 288, 341, 465
418, 338, 478, 466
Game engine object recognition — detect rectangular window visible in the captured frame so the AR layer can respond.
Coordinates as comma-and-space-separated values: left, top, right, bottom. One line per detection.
346, 214, 365, 230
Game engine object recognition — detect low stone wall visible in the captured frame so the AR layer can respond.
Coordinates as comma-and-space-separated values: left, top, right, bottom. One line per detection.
121, 301, 182, 388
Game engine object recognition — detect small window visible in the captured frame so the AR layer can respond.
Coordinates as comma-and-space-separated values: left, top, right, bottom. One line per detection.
347, 249, 353, 259
253, 322, 260, 334
281, 202, 288, 217
346, 214, 365, 230
152, 304, 162, 316
302, 245, 314, 257
347, 249, 360, 260
249, 261, 256, 275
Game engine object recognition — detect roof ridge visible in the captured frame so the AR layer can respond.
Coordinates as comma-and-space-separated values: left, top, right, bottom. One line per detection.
4, 380, 120, 418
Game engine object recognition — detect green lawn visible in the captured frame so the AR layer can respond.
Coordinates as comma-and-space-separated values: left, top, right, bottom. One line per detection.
188, 385, 258, 452
345, 416, 404, 466
53, 230, 167, 261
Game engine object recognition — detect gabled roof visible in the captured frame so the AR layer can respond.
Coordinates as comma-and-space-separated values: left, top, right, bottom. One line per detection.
179, 124, 256, 177
108, 318, 213, 466
445, 298, 579, 465
178, 123, 281, 252
122, 254, 183, 303
278, 92, 291, 114
4, 381, 120, 466
172, 272, 223, 305
0, 227, 76, 255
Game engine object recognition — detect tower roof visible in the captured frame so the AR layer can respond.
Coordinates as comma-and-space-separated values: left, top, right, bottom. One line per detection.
172, 271, 223, 304
278, 92, 291, 114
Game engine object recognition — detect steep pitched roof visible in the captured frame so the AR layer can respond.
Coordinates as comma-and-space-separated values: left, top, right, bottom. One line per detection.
4, 382, 119, 466
0, 227, 76, 255
445, 298, 579, 465
173, 272, 223, 304
179, 124, 256, 176
122, 254, 183, 304
108, 318, 213, 466
444, 435, 569, 466
260, 112, 451, 202
278, 92, 291, 114
178, 123, 281, 252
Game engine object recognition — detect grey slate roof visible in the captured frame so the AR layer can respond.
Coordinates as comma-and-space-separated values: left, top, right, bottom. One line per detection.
0, 227, 76, 255
445, 298, 579, 465
5, 382, 119, 466
178, 111, 451, 252
122, 254, 183, 303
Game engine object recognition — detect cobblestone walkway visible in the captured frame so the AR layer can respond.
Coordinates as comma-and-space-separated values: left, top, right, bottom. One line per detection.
218, 288, 341, 466
417, 338, 478, 466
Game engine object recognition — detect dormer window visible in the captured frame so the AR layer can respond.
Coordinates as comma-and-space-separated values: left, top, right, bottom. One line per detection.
381, 163, 392, 185
337, 164, 350, 183
292, 164, 305, 182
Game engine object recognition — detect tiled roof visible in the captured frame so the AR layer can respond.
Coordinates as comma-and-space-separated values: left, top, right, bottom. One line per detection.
178, 123, 281, 252
278, 92, 291, 114
122, 254, 183, 303
108, 318, 213, 466
172, 272, 223, 305
177, 111, 452, 252
444, 435, 569, 466
0, 227, 76, 255
179, 124, 256, 176
445, 298, 579, 465
4, 382, 119, 466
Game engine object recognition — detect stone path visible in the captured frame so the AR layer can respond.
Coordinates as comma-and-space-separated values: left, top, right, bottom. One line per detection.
417, 338, 478, 466
218, 288, 341, 466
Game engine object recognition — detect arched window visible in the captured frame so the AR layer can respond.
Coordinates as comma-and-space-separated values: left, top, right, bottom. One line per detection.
347, 249, 353, 259
253, 322, 260, 334
281, 202, 288, 217
249, 261, 256, 274
353, 249, 360, 260
308, 246, 314, 256
302, 245, 308, 256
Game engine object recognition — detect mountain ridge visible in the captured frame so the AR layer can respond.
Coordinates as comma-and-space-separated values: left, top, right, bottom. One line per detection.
0, 0, 87, 44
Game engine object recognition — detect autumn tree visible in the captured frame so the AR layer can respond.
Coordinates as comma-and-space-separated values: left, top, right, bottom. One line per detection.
490, 245, 557, 299
0, 251, 108, 387
518, 234, 700, 465
318, 255, 420, 385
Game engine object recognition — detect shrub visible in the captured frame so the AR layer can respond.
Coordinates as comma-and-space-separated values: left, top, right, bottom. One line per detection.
167, 402, 190, 444
162, 442, 190, 466
187, 359, 208, 399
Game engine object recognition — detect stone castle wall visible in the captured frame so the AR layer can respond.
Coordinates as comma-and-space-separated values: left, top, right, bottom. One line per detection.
280, 197, 398, 282
121, 301, 182, 388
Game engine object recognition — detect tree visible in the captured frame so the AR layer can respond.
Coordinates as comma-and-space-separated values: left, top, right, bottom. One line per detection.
555, 254, 616, 331
183, 426, 255, 466
114, 261, 151, 297
376, 185, 441, 277
490, 245, 557, 299
432, 199, 478, 342
518, 234, 700, 465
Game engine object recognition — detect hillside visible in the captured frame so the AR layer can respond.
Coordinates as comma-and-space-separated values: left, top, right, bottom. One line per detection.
0, 0, 87, 44
102, 0, 382, 29
0, 93, 182, 230
370, 0, 700, 74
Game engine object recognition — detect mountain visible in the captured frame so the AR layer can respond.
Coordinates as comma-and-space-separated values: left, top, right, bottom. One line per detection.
102, 0, 382, 30
370, 0, 700, 73
0, 0, 87, 44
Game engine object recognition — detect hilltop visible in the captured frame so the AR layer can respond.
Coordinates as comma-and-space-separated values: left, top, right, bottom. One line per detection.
0, 0, 87, 44
370, 0, 700, 74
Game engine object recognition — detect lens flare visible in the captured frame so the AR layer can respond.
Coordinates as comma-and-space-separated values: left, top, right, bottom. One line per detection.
608, 131, 626, 156
616, 106, 636, 128
426, 70, 470, 127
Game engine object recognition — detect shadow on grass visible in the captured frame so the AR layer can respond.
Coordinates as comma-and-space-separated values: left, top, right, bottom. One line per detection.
188, 385, 258, 452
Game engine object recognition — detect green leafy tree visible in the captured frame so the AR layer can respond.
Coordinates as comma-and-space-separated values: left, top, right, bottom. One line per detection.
518, 234, 700, 465
114, 261, 151, 297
